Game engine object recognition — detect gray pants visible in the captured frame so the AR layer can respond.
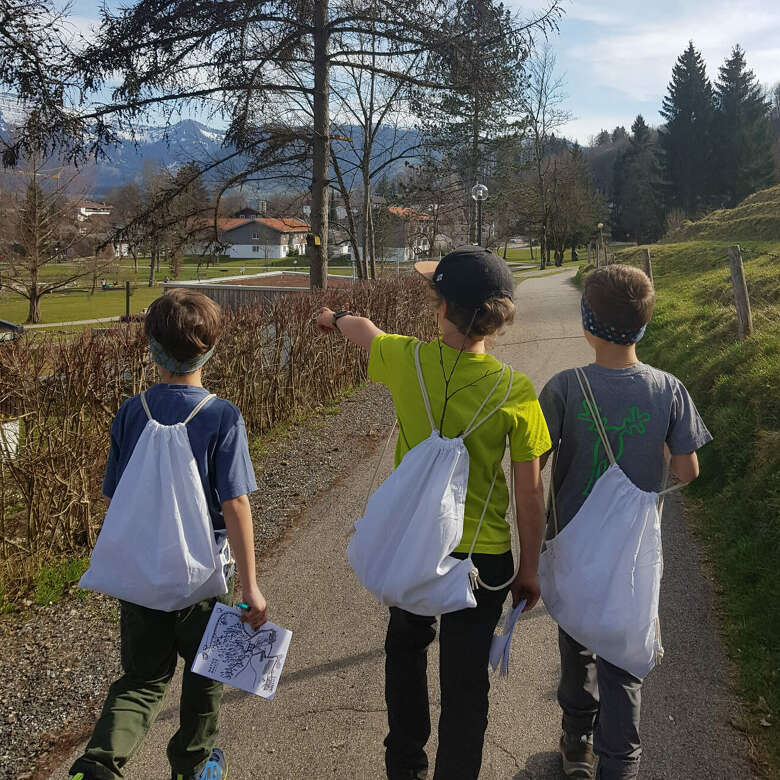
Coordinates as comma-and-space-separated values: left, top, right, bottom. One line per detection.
557, 628, 643, 780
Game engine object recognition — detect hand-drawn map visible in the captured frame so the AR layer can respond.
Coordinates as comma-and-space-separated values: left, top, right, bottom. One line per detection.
192, 603, 292, 700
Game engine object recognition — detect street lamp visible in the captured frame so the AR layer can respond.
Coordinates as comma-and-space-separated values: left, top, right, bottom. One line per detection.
471, 183, 488, 246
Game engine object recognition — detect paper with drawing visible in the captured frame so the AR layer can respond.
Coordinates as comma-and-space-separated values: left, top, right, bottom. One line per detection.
192, 602, 292, 699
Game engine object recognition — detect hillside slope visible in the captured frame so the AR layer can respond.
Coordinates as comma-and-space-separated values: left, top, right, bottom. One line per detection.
613, 194, 779, 774
666, 185, 780, 242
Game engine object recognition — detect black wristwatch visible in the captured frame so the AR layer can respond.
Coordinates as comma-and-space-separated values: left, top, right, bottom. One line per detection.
333, 309, 353, 328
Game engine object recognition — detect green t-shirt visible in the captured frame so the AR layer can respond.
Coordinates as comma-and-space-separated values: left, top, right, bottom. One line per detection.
368, 334, 551, 554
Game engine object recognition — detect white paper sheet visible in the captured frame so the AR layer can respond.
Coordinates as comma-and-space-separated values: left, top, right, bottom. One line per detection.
489, 599, 526, 676
192, 602, 292, 700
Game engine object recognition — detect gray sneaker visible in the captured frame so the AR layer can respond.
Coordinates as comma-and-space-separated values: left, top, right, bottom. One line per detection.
559, 731, 595, 778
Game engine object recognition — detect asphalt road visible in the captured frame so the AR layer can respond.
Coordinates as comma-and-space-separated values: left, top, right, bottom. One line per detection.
54, 270, 755, 779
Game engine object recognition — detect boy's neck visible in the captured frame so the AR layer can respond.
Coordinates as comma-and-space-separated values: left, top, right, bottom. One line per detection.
592, 341, 639, 369
440, 322, 486, 354
157, 367, 204, 387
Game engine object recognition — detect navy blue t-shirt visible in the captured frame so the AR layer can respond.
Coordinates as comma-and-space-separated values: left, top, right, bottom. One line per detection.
103, 384, 257, 531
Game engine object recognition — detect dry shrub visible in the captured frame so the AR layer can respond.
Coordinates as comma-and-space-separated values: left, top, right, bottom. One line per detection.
0, 274, 436, 596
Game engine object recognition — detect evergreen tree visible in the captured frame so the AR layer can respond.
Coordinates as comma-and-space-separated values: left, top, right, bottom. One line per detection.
414, 0, 526, 241
713, 45, 775, 206
659, 41, 716, 215
612, 115, 665, 243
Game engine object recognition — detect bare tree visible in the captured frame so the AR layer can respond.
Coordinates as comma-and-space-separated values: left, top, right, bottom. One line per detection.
517, 45, 571, 268
4, 0, 563, 289
328, 34, 422, 280
0, 160, 114, 323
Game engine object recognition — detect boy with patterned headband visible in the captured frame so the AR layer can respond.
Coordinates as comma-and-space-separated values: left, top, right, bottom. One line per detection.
538, 265, 712, 779
70, 290, 266, 780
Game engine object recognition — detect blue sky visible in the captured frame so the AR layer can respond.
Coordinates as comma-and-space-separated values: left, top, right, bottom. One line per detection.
66, 0, 780, 145
547, 0, 780, 142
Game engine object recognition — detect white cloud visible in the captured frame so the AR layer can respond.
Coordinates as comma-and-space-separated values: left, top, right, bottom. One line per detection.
566, 0, 780, 102
560, 115, 634, 145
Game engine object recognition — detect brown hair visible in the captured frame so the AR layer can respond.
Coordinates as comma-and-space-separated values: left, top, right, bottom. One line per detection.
583, 264, 655, 332
429, 284, 515, 338
144, 289, 223, 361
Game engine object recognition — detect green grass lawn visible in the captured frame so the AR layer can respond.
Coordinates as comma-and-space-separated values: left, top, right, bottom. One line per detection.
613, 238, 780, 775
1, 258, 363, 325
0, 286, 164, 324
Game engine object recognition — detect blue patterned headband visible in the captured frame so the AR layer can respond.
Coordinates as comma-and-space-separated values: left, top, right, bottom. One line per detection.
149, 337, 215, 374
581, 297, 646, 345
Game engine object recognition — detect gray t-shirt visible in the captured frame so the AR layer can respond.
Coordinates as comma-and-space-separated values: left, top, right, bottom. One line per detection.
538, 363, 712, 532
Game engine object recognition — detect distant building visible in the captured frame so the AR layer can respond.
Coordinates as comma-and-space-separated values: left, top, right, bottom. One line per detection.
76, 201, 112, 222
233, 203, 267, 219
189, 217, 310, 259
380, 206, 432, 262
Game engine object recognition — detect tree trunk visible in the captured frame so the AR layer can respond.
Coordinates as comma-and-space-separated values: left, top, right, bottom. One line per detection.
27, 291, 42, 324
309, 0, 330, 290
368, 199, 377, 279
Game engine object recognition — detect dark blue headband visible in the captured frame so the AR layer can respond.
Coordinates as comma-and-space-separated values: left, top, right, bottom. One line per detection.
581, 297, 646, 345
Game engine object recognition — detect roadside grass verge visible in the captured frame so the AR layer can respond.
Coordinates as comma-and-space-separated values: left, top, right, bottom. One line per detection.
613, 239, 780, 774
34, 558, 90, 605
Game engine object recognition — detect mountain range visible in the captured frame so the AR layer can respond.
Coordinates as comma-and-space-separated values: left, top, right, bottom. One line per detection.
0, 97, 420, 198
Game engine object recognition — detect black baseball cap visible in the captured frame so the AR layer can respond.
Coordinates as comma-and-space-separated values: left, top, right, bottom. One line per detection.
415, 245, 515, 308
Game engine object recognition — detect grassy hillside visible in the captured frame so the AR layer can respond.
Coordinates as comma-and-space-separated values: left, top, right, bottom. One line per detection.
666, 185, 780, 242
613, 232, 780, 775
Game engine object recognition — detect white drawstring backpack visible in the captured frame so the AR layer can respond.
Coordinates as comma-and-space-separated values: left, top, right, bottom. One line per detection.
79, 391, 232, 611
347, 342, 521, 617
538, 367, 683, 679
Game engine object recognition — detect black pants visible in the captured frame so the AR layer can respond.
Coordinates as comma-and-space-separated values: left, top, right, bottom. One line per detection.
384, 551, 513, 780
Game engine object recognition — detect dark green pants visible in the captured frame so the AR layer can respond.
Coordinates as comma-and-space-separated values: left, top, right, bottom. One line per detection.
70, 584, 232, 780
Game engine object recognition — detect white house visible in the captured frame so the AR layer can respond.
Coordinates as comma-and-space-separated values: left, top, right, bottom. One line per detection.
76, 200, 112, 222
189, 217, 310, 259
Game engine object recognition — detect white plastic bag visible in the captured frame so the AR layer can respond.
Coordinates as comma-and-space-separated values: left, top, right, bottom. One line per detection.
80, 392, 231, 611
539, 368, 678, 679
347, 342, 514, 616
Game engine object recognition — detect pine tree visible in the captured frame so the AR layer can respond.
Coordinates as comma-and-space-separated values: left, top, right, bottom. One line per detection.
612, 115, 665, 243
713, 45, 775, 206
659, 42, 716, 215
415, 0, 526, 242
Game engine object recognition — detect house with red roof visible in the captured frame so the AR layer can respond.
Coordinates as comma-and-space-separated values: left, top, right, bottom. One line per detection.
190, 216, 310, 259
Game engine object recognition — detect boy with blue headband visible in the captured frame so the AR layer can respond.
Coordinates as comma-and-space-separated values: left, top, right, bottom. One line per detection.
538, 265, 711, 779
70, 289, 266, 780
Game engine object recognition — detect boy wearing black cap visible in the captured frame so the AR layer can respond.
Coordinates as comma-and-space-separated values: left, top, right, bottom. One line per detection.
317, 246, 551, 780
538, 265, 711, 779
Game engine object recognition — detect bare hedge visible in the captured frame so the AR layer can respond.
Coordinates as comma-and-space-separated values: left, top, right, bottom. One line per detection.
0, 274, 435, 594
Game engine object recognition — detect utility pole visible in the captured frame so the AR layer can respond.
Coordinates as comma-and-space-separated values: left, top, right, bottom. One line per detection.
308, 0, 330, 290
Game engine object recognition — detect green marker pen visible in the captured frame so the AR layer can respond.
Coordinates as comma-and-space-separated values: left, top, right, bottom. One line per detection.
236, 602, 250, 610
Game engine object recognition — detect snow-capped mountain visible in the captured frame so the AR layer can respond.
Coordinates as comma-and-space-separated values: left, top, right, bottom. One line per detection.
89, 119, 230, 192
0, 97, 420, 196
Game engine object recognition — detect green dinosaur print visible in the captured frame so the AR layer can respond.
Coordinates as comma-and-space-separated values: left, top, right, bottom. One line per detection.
578, 400, 651, 496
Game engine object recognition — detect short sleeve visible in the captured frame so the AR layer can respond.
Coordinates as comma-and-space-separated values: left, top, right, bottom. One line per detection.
102, 415, 122, 498
538, 373, 566, 448
508, 374, 552, 462
368, 333, 416, 388
213, 414, 258, 502
666, 379, 713, 455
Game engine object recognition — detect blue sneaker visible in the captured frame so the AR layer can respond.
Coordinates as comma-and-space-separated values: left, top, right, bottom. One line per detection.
173, 748, 228, 780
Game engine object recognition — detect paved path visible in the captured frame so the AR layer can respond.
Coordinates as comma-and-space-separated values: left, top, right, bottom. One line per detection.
24, 316, 121, 329
54, 271, 754, 779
